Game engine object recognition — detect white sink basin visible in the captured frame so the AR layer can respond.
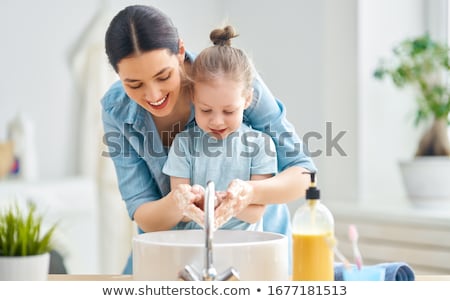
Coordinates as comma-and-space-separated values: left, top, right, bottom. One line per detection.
133, 229, 288, 281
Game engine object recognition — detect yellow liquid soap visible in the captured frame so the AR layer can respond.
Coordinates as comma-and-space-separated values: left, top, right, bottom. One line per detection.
292, 232, 334, 281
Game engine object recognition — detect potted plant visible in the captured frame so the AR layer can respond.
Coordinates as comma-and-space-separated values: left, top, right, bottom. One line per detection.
0, 202, 56, 280
374, 33, 450, 205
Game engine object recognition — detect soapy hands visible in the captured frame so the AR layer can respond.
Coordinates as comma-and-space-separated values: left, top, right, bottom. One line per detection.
214, 179, 254, 229
172, 184, 205, 226
172, 179, 254, 229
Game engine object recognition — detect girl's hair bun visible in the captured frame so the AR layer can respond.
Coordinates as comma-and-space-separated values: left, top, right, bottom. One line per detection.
209, 25, 238, 46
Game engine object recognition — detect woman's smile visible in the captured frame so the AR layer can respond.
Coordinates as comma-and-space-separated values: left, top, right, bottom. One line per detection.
147, 94, 169, 109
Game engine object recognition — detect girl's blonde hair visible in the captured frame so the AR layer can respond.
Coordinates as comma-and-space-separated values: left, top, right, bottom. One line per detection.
190, 25, 255, 96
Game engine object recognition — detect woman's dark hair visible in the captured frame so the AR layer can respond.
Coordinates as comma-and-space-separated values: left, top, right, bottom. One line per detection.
105, 5, 179, 72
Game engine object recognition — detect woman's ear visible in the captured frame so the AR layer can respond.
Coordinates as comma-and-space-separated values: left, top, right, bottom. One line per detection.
244, 88, 254, 109
177, 39, 186, 64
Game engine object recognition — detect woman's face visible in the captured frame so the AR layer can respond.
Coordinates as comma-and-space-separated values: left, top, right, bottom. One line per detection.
193, 78, 252, 140
117, 49, 184, 117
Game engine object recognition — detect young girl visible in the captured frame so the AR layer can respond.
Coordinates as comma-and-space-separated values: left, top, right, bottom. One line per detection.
163, 25, 277, 230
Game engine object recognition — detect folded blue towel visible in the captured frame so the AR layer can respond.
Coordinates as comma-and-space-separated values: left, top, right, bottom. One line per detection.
334, 262, 415, 281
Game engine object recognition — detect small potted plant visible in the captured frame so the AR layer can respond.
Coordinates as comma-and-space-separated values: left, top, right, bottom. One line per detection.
374, 33, 450, 204
0, 202, 56, 280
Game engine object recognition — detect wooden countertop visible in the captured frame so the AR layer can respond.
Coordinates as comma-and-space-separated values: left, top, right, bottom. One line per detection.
48, 274, 450, 281
48, 275, 133, 281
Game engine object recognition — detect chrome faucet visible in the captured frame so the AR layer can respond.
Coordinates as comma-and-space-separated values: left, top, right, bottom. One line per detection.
178, 181, 239, 281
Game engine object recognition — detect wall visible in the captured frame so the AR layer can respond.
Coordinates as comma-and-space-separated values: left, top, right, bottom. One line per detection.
358, 0, 427, 203
0, 0, 98, 177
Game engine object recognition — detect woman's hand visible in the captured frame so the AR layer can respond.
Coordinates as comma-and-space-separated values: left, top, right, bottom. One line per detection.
214, 179, 255, 229
172, 184, 205, 226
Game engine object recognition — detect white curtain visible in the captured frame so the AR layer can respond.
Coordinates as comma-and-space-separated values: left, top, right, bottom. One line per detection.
70, 7, 136, 274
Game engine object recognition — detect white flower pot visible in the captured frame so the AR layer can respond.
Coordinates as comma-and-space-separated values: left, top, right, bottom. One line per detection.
0, 253, 50, 281
399, 157, 450, 207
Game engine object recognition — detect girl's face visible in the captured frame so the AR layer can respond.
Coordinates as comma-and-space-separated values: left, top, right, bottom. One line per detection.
193, 78, 252, 140
117, 49, 185, 117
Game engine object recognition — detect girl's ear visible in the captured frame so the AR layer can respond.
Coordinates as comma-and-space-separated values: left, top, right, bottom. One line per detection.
177, 39, 186, 64
244, 88, 254, 109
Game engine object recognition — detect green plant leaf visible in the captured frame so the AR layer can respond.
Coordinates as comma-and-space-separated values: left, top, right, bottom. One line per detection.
0, 202, 56, 256
374, 33, 450, 127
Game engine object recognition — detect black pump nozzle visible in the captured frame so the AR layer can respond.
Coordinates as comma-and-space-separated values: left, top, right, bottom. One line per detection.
302, 171, 320, 199
302, 171, 316, 185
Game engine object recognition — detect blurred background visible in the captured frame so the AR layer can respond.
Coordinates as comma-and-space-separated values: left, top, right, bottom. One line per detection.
0, 0, 449, 275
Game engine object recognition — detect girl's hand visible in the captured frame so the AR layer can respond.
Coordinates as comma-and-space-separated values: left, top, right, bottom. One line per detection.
172, 184, 205, 227
214, 179, 254, 229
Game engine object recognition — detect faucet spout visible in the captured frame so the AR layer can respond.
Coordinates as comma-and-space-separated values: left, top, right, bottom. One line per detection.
203, 181, 217, 280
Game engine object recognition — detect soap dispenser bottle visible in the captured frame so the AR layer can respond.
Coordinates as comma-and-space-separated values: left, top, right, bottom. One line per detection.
292, 172, 334, 281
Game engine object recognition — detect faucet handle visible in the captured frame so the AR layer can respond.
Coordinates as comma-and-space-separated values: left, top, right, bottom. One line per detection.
216, 267, 240, 281
178, 265, 201, 281
179, 264, 240, 281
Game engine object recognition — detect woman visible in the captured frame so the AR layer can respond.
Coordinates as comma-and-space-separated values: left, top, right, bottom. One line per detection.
102, 4, 316, 273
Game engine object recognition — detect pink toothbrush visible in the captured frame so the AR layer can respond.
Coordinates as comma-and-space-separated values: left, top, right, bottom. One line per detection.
348, 224, 363, 270
325, 235, 352, 270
